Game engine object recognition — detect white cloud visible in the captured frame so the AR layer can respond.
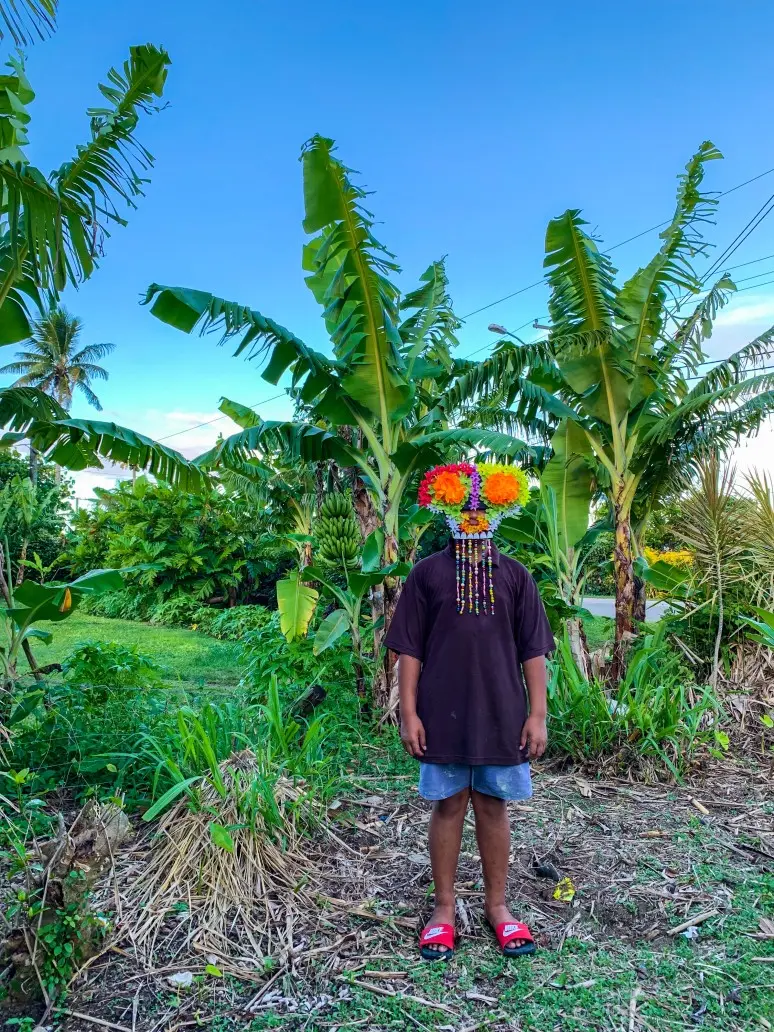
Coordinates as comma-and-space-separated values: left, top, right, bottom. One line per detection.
68, 407, 243, 503
714, 296, 774, 328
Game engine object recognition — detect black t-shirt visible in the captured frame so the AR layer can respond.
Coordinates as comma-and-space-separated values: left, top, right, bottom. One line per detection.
385, 543, 554, 765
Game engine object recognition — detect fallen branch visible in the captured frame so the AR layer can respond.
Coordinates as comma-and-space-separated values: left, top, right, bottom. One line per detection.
339, 976, 458, 1016
55, 1009, 133, 1032
666, 910, 718, 936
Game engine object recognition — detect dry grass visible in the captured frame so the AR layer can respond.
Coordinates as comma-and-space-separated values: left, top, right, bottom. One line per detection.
119, 750, 324, 971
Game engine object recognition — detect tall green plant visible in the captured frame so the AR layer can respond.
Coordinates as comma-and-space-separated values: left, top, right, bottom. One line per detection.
676, 456, 745, 686
455, 143, 774, 678
144, 136, 533, 707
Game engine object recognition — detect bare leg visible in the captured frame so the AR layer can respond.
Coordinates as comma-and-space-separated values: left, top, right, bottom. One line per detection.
471, 789, 525, 951
424, 787, 469, 954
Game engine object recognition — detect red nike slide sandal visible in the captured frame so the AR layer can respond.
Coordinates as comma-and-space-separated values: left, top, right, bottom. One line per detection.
419, 922, 455, 961
491, 919, 536, 957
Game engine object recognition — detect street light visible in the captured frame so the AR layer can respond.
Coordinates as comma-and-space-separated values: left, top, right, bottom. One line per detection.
487, 322, 528, 345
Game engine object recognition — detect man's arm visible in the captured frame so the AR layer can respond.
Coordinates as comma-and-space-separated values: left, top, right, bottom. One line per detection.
520, 655, 548, 760
397, 654, 426, 758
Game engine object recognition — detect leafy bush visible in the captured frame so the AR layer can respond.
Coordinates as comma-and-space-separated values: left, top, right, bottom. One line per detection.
191, 604, 275, 640
581, 531, 615, 596
66, 476, 295, 613
240, 609, 355, 699
63, 641, 167, 699
0, 453, 72, 579
79, 587, 153, 622
547, 625, 723, 776
147, 594, 207, 628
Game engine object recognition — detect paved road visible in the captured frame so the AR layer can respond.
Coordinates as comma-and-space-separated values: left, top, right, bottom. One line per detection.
581, 597, 671, 622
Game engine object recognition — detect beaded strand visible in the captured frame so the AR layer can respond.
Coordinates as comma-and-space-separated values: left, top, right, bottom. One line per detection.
472, 541, 478, 615
487, 538, 495, 614
455, 539, 462, 613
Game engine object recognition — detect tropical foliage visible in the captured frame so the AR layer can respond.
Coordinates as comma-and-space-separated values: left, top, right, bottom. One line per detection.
144, 135, 533, 705
0, 306, 114, 410
452, 142, 774, 675
0, 451, 69, 578
0, 30, 204, 489
66, 476, 294, 618
0, 566, 123, 701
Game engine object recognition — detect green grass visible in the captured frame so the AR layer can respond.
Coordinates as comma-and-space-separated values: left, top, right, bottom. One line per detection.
237, 816, 774, 1032
21, 611, 242, 688
582, 614, 615, 650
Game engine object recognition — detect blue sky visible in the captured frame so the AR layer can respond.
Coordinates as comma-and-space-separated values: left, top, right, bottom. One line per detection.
9, 0, 774, 495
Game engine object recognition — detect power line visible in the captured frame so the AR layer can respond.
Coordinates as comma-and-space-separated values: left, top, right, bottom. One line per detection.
699, 192, 774, 287
732, 267, 774, 284
725, 251, 774, 272
458, 164, 774, 323
157, 391, 287, 443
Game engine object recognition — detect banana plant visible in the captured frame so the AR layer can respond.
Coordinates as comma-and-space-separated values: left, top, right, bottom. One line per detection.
306, 555, 410, 704
144, 135, 534, 707
0, 39, 205, 490
454, 142, 774, 679
0, 565, 123, 702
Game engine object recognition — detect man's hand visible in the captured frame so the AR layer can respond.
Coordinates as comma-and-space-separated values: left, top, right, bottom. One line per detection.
400, 712, 426, 758
520, 713, 547, 760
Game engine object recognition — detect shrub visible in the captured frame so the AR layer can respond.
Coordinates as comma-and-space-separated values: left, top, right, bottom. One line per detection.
79, 588, 154, 622
643, 546, 693, 570
66, 476, 295, 613
547, 625, 723, 776
580, 531, 615, 596
191, 604, 275, 640
147, 594, 207, 628
62, 641, 167, 699
0, 453, 72, 579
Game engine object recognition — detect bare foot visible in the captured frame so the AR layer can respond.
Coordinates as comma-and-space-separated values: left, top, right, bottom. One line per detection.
486, 902, 527, 952
421, 902, 455, 955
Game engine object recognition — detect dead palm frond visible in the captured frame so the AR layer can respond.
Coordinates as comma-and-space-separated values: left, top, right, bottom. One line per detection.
122, 750, 323, 969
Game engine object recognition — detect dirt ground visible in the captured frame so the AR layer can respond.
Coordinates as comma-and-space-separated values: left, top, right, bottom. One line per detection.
21, 757, 772, 1032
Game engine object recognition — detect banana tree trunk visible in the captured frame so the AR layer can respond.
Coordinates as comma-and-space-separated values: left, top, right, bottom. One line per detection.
352, 475, 379, 541
372, 527, 401, 713
633, 577, 647, 623
15, 539, 28, 587
301, 539, 313, 569
566, 616, 592, 680
612, 503, 635, 683
29, 445, 38, 485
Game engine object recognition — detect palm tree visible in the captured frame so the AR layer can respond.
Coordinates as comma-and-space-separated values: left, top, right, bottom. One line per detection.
1, 307, 114, 410
0, 0, 56, 46
1, 307, 114, 482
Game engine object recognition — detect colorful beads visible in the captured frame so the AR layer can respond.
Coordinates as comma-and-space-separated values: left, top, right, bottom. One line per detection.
487, 539, 495, 614
473, 542, 479, 615
454, 537, 496, 617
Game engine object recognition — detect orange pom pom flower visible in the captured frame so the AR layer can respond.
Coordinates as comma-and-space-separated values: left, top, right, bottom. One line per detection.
482, 471, 522, 506
432, 470, 466, 506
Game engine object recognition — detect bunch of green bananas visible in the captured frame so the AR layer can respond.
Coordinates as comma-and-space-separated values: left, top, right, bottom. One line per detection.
316, 493, 361, 569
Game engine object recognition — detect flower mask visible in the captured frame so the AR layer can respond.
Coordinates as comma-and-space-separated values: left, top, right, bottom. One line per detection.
418, 462, 529, 615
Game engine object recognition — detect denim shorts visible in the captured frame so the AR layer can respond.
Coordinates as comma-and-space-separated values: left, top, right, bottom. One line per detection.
418, 762, 532, 801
